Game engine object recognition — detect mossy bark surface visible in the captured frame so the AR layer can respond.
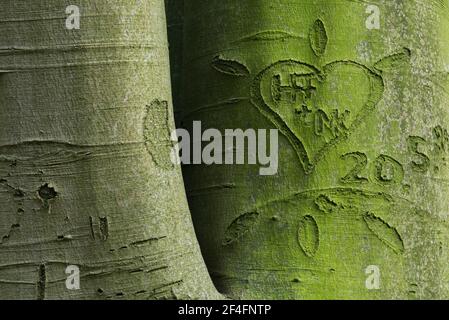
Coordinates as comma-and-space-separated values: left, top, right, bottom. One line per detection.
0, 0, 219, 300
182, 0, 449, 299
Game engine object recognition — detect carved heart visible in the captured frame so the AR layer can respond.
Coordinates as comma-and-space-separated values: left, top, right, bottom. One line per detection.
212, 19, 409, 173
250, 60, 384, 173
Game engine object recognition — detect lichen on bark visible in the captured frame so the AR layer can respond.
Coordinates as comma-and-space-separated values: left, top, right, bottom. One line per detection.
0, 0, 220, 300
180, 0, 449, 299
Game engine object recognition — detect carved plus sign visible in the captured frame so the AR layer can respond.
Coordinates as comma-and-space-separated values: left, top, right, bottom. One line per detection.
295, 104, 313, 124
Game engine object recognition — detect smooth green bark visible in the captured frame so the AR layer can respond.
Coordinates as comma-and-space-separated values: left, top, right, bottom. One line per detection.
182, 0, 449, 299
0, 0, 219, 299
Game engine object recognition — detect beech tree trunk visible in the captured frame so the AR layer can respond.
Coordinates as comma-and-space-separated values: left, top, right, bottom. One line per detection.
181, 0, 449, 299
0, 0, 219, 300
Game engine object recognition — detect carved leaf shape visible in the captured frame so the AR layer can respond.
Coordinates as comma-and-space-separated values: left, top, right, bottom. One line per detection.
363, 212, 404, 254
309, 19, 328, 57
315, 194, 339, 214
297, 215, 320, 257
223, 212, 259, 245
374, 48, 411, 73
237, 30, 300, 42
211, 56, 250, 77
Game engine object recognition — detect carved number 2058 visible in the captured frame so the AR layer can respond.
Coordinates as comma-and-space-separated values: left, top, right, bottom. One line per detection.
341, 152, 404, 185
